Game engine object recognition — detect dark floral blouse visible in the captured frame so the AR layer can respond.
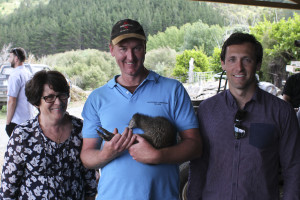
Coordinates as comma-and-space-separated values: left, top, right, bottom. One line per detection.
0, 114, 98, 199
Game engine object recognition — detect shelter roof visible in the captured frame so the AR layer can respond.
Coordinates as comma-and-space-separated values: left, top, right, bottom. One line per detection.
190, 0, 300, 10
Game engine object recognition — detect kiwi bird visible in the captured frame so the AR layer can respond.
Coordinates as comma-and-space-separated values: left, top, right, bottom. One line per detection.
97, 113, 176, 149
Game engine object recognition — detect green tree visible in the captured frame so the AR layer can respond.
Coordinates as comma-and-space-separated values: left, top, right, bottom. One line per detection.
43, 49, 120, 90
173, 49, 209, 82
209, 47, 222, 73
147, 26, 185, 52
147, 21, 224, 56
29, 18, 60, 55
58, 18, 82, 52
251, 13, 300, 86
182, 21, 224, 56
0, 0, 227, 57
144, 47, 177, 77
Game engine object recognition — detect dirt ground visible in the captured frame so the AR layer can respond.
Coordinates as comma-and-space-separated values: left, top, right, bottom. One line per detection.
0, 151, 4, 177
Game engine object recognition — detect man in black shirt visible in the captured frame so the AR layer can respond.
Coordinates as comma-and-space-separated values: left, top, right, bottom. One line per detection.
283, 72, 300, 126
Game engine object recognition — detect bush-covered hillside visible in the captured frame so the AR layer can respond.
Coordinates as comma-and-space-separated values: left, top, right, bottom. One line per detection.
0, 0, 225, 56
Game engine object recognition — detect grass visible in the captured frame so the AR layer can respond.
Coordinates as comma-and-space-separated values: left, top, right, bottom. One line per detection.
0, 106, 6, 120
0, 112, 6, 120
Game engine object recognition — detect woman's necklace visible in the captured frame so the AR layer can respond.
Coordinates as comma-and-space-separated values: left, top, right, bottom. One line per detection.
46, 131, 64, 144
56, 132, 63, 144
38, 115, 70, 144
39, 123, 64, 144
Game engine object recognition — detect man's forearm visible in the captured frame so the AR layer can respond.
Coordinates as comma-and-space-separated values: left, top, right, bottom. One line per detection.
282, 166, 300, 200
157, 128, 202, 164
156, 137, 202, 164
128, 128, 202, 165
6, 96, 17, 124
80, 148, 116, 169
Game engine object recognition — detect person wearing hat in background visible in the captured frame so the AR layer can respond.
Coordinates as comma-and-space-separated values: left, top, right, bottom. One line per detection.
80, 19, 202, 200
5, 47, 34, 137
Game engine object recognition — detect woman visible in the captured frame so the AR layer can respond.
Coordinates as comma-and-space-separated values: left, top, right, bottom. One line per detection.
0, 70, 97, 199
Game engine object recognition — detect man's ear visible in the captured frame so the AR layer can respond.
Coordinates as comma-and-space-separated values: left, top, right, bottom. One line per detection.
14, 55, 19, 63
256, 62, 262, 71
109, 44, 115, 56
221, 59, 226, 71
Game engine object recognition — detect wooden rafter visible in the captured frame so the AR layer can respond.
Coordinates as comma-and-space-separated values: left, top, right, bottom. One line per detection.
190, 0, 300, 10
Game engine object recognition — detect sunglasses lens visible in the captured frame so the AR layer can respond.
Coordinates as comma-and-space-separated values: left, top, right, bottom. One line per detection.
234, 110, 247, 139
234, 124, 246, 139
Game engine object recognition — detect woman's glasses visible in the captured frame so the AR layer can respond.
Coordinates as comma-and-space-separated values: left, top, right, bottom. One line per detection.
234, 109, 247, 139
42, 93, 69, 103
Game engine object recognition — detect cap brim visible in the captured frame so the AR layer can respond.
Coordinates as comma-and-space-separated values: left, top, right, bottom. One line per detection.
112, 33, 146, 45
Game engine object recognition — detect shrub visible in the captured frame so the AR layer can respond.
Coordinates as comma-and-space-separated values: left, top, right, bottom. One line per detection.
41, 49, 120, 90
209, 47, 222, 73
173, 49, 209, 82
144, 47, 177, 77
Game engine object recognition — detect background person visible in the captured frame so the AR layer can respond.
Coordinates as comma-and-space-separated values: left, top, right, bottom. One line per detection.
282, 72, 300, 127
188, 32, 300, 200
80, 18, 202, 200
5, 47, 34, 137
0, 70, 97, 199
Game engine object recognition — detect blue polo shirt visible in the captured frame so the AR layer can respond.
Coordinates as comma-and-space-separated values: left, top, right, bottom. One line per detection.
82, 71, 198, 200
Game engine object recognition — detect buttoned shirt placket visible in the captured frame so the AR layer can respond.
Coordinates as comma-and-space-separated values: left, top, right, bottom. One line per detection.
231, 139, 241, 200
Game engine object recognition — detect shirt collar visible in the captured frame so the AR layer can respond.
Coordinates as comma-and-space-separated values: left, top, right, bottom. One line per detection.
15, 65, 25, 69
225, 86, 262, 109
107, 70, 159, 89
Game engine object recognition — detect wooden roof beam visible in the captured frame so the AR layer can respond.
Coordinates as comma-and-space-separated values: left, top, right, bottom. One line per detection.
190, 0, 300, 10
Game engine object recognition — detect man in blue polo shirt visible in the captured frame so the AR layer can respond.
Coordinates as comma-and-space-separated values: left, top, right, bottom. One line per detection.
80, 19, 202, 200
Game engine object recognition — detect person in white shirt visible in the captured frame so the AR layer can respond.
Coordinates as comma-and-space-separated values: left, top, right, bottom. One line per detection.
5, 47, 34, 137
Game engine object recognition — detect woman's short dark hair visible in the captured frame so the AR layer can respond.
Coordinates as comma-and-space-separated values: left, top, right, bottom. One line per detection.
25, 70, 70, 106
9, 47, 26, 62
220, 32, 263, 64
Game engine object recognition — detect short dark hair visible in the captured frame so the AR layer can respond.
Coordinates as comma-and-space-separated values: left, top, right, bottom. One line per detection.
220, 32, 263, 64
10, 47, 26, 62
25, 70, 70, 107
